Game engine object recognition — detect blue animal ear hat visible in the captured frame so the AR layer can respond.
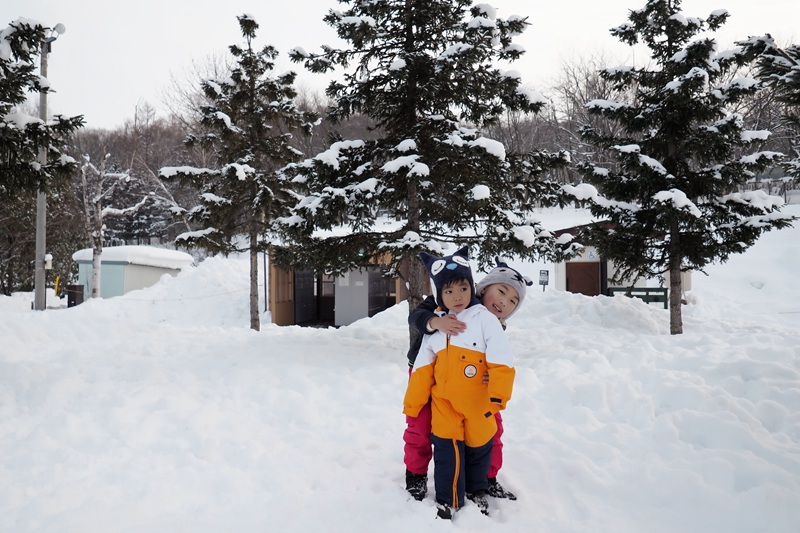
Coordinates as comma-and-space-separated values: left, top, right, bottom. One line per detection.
419, 245, 479, 312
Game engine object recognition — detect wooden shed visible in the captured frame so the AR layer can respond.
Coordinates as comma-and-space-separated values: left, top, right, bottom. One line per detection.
268, 255, 406, 327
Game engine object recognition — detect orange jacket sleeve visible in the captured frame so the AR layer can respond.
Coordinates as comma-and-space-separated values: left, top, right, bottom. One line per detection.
403, 341, 436, 417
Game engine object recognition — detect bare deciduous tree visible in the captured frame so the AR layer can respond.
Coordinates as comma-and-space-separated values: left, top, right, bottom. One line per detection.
77, 150, 152, 298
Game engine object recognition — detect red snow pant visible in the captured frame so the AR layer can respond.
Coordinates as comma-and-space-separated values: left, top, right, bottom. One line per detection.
403, 369, 505, 477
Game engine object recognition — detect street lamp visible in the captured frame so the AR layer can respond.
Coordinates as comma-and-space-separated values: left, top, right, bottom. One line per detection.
33, 23, 65, 311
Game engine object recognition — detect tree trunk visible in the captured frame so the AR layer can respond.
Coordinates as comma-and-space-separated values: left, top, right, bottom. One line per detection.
405, 152, 426, 349
91, 244, 102, 299
668, 262, 683, 335
249, 219, 260, 332
406, 256, 428, 351
668, 222, 683, 335
400, 0, 426, 349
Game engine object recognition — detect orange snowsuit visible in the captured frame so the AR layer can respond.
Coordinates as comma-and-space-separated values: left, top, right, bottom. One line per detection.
403, 304, 515, 447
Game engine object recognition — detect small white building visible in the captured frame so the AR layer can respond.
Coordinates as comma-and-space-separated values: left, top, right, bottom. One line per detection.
552, 225, 690, 308
72, 246, 194, 301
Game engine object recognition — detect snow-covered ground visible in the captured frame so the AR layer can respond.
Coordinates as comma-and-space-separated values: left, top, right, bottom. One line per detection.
1, 206, 799, 532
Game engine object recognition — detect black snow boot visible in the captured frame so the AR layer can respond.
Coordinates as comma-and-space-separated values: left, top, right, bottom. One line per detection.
436, 502, 453, 520
466, 490, 490, 515
405, 469, 427, 501
487, 477, 517, 500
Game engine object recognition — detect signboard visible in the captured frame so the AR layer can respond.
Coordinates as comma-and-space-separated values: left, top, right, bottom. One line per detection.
539, 270, 549, 288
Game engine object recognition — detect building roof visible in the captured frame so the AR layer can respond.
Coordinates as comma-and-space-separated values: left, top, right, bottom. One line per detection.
72, 246, 194, 270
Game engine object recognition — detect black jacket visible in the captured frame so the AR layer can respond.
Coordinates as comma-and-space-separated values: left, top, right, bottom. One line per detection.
405, 295, 438, 367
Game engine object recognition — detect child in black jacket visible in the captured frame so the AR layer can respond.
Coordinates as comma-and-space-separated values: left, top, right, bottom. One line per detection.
403, 257, 532, 502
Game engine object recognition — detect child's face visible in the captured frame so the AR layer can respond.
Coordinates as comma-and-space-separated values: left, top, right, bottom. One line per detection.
441, 279, 472, 313
480, 283, 520, 319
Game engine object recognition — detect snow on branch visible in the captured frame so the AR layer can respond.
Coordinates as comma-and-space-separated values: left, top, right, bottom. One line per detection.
652, 189, 702, 217
223, 162, 256, 181
470, 185, 490, 200
610, 145, 662, 175
740, 130, 771, 142
738, 151, 784, 165
213, 111, 238, 131
468, 16, 496, 30
394, 139, 417, 152
667, 13, 704, 29
613, 144, 640, 153
612, 144, 668, 175
718, 189, 786, 210
312, 140, 365, 170
201, 192, 231, 205
711, 76, 760, 101
338, 16, 377, 28
728, 77, 760, 90
378, 231, 429, 252
664, 67, 709, 93
516, 86, 548, 106
100, 195, 151, 218
473, 3, 498, 19
439, 43, 474, 60
510, 225, 542, 247
704, 113, 743, 133
586, 99, 629, 112
354, 177, 379, 193
604, 65, 634, 75
3, 111, 43, 129
205, 80, 225, 98
160, 166, 219, 178
290, 46, 309, 58
638, 154, 668, 175
381, 155, 430, 177
562, 183, 640, 212
176, 227, 218, 242
469, 137, 505, 160
715, 46, 745, 63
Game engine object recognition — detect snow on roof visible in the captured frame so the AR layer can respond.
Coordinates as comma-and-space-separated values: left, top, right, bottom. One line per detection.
72, 246, 194, 270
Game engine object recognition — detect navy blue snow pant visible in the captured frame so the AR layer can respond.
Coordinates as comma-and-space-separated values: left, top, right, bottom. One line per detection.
431, 434, 493, 509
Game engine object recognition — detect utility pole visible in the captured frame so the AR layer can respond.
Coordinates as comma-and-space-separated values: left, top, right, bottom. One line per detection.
33, 23, 65, 310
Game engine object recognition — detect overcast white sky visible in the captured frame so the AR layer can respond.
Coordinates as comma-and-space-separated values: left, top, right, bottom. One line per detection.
3, 0, 798, 130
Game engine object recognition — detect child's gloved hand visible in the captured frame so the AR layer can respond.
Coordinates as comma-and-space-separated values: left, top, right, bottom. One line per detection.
486, 397, 505, 416
484, 403, 502, 417
429, 314, 466, 335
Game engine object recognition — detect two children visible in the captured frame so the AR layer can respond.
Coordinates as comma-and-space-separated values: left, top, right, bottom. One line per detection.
403, 247, 530, 519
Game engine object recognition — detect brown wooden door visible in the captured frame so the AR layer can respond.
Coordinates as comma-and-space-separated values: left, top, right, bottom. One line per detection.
566, 262, 601, 296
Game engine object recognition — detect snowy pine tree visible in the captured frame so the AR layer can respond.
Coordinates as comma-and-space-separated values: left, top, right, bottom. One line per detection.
278, 0, 572, 332
0, 19, 83, 199
566, 0, 796, 335
569, 0, 790, 334
160, 14, 316, 331
738, 35, 800, 188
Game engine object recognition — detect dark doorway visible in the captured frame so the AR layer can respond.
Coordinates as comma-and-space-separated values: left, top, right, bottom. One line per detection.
368, 267, 396, 317
318, 274, 335, 323
294, 270, 317, 324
